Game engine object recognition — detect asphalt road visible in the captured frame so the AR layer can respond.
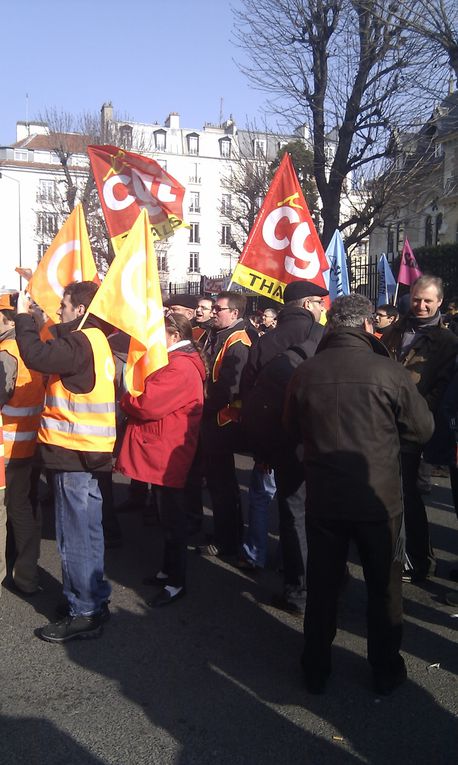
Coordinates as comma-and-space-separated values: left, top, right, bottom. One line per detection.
1, 455, 457, 765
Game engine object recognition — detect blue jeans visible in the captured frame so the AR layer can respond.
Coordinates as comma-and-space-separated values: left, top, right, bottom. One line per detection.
243, 465, 276, 567
53, 472, 111, 616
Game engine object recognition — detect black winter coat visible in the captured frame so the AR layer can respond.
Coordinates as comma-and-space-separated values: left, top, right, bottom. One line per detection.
284, 328, 434, 521
242, 304, 323, 393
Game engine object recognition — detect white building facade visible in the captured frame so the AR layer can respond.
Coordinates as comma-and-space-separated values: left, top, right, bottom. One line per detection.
0, 103, 359, 292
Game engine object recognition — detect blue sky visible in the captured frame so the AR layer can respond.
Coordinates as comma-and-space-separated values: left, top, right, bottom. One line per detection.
0, 0, 270, 145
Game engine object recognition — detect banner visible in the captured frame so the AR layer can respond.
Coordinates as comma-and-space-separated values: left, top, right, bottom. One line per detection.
27, 204, 99, 321
324, 229, 349, 300
203, 276, 230, 294
86, 209, 168, 396
88, 145, 186, 256
398, 238, 422, 286
377, 253, 396, 306
231, 153, 329, 303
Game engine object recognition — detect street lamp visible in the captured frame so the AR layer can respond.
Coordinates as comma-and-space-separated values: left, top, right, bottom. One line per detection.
0, 171, 22, 288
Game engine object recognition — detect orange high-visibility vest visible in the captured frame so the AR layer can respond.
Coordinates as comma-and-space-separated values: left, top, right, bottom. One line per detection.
0, 414, 5, 489
38, 328, 116, 453
0, 338, 45, 460
211, 329, 251, 426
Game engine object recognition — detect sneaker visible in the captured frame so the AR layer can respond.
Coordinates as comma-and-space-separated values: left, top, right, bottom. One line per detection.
195, 544, 237, 560
142, 571, 169, 586
54, 601, 110, 622
37, 614, 103, 643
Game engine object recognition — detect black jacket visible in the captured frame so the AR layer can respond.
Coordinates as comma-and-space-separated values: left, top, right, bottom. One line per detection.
15, 313, 114, 472
242, 305, 323, 393
284, 328, 434, 521
202, 319, 250, 451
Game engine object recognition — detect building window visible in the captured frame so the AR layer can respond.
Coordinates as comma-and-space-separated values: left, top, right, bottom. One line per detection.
187, 133, 199, 156
425, 215, 433, 247
36, 212, 58, 238
119, 124, 133, 149
220, 138, 231, 158
188, 252, 200, 273
189, 162, 201, 183
221, 193, 232, 216
14, 149, 28, 161
156, 251, 168, 272
396, 222, 405, 254
253, 139, 266, 158
37, 179, 57, 203
154, 130, 166, 152
221, 224, 232, 246
387, 226, 394, 254
189, 191, 200, 213
37, 243, 47, 261
435, 213, 443, 245
189, 223, 200, 244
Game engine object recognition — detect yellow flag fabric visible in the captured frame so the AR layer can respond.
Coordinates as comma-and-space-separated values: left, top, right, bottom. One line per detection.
28, 204, 99, 321
86, 209, 168, 396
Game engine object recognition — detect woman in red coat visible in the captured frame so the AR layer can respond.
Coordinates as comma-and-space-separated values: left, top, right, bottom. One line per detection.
116, 314, 206, 606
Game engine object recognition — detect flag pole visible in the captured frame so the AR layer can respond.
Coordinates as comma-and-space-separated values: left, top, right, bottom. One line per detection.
394, 283, 399, 306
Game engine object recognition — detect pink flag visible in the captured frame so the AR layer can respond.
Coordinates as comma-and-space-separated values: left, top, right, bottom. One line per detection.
398, 238, 422, 285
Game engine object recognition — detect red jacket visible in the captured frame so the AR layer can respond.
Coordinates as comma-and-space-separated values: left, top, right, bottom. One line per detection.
116, 346, 206, 488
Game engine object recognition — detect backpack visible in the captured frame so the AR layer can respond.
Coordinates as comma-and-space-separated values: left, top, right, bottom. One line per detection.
241, 326, 322, 460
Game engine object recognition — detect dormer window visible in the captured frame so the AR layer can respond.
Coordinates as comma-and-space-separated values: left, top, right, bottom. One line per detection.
220, 138, 231, 158
187, 133, 199, 156
119, 124, 133, 149
253, 139, 266, 158
154, 129, 166, 152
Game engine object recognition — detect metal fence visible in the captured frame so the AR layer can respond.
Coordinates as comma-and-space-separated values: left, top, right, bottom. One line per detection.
165, 249, 458, 306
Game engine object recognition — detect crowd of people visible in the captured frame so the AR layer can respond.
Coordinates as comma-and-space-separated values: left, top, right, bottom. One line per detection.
1, 274, 458, 697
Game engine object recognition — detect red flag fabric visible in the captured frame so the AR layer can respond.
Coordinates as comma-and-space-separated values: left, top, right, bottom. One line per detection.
231, 153, 329, 303
398, 238, 422, 285
88, 145, 186, 256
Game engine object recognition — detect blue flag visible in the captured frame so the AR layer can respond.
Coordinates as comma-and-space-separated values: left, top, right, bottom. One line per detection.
377, 254, 396, 306
324, 229, 349, 300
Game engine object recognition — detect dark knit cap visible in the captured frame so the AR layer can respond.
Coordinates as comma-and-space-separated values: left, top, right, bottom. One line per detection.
283, 280, 329, 303
163, 294, 198, 309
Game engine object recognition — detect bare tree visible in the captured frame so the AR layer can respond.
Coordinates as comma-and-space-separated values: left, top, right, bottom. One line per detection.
233, 1, 451, 248
370, 0, 458, 77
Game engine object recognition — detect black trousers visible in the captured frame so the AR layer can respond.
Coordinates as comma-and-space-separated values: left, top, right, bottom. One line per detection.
401, 450, 434, 575
272, 448, 307, 591
204, 450, 243, 555
152, 485, 187, 588
303, 514, 404, 680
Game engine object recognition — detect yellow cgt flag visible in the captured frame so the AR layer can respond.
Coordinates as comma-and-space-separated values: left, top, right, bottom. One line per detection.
85, 208, 168, 396
28, 204, 100, 321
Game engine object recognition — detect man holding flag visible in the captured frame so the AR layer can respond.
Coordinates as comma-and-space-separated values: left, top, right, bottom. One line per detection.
14, 281, 115, 642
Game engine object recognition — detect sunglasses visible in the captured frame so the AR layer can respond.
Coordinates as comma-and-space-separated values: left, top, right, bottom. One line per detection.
211, 305, 232, 314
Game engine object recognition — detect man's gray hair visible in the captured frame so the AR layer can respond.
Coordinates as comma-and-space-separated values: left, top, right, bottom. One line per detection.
327, 294, 373, 329
411, 274, 444, 300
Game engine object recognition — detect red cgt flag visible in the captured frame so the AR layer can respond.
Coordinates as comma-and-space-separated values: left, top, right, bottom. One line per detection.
231, 153, 329, 303
88, 145, 186, 256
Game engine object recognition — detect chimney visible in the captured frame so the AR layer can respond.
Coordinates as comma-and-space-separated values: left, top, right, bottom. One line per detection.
101, 102, 113, 138
165, 112, 180, 129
